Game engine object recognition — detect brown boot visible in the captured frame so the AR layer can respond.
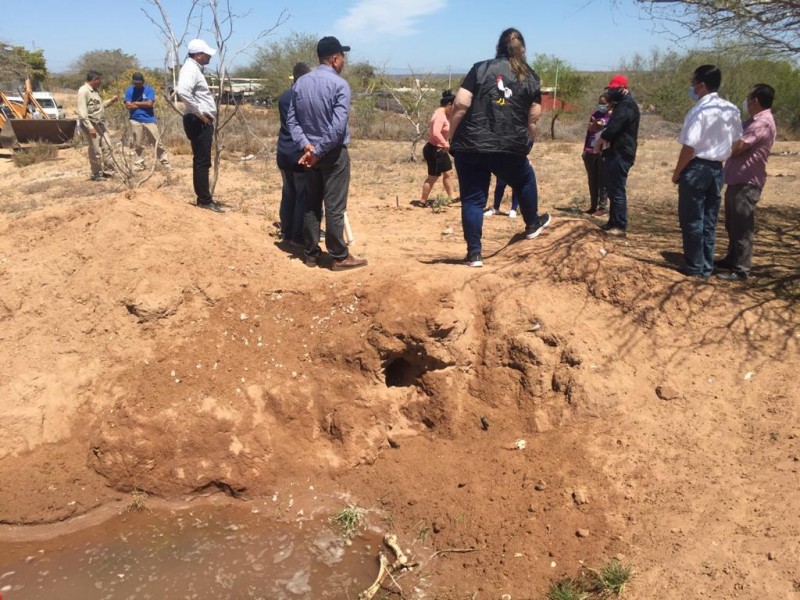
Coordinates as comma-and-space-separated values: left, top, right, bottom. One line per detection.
331, 254, 368, 271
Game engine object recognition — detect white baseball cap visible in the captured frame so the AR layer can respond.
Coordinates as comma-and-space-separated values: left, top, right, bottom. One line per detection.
187, 39, 217, 56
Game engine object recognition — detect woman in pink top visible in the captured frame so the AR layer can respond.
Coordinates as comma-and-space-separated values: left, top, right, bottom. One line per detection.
420, 90, 456, 206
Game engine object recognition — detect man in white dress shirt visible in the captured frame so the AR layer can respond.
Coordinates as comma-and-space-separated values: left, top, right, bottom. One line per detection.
671, 64, 742, 279
176, 38, 223, 212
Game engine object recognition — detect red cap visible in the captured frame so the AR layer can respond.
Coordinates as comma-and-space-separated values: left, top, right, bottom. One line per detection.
607, 74, 628, 88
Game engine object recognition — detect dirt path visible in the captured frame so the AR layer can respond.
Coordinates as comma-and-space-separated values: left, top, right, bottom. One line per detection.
0, 138, 797, 598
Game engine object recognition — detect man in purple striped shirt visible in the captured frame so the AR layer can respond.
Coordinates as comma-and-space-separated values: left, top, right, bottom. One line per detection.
287, 36, 367, 271
717, 83, 777, 281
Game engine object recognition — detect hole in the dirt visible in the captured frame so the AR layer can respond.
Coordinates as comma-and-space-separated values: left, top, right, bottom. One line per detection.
385, 357, 425, 387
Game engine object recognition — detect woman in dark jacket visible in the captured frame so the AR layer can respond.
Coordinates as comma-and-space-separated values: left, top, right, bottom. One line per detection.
449, 27, 551, 267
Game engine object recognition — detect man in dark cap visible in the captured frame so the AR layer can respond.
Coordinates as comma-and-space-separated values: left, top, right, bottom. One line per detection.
598, 74, 640, 237
277, 62, 311, 246
124, 72, 171, 171
286, 36, 368, 271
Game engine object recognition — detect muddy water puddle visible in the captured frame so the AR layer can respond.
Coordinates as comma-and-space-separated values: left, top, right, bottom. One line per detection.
0, 499, 381, 600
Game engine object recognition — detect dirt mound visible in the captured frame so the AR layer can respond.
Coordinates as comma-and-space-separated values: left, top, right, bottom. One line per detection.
1, 140, 798, 598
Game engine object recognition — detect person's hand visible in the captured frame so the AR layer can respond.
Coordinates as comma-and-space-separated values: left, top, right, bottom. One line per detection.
89, 129, 97, 138
671, 172, 681, 185
199, 113, 213, 125
110, 95, 119, 103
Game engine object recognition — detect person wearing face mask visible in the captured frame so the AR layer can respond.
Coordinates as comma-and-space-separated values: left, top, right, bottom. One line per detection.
716, 84, 777, 281
598, 75, 640, 236
582, 93, 612, 216
671, 65, 742, 280
287, 36, 367, 271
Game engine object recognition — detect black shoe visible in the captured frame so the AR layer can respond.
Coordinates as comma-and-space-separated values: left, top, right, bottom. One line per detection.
464, 252, 483, 267
525, 213, 552, 239
197, 200, 225, 213
305, 254, 319, 267
600, 222, 614, 231
714, 258, 734, 270
678, 268, 709, 281
716, 271, 747, 281
585, 208, 597, 215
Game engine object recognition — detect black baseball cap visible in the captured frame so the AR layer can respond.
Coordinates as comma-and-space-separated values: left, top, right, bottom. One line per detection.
131, 72, 145, 83
317, 36, 350, 58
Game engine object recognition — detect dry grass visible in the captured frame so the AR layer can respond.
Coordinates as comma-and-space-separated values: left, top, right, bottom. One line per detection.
12, 143, 58, 168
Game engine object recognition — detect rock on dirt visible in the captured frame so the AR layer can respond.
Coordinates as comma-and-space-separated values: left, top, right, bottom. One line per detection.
656, 385, 681, 401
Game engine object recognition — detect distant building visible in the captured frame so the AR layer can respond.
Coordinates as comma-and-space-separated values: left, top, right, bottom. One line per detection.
540, 87, 572, 113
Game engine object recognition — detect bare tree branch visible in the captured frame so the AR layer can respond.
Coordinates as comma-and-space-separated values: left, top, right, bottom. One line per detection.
637, 0, 800, 56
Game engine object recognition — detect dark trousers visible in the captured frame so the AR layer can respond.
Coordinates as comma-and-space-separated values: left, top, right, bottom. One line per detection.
304, 146, 350, 261
678, 158, 723, 276
492, 178, 519, 212
183, 114, 213, 203
604, 151, 633, 229
722, 183, 761, 276
279, 168, 309, 244
453, 152, 540, 257
582, 151, 607, 211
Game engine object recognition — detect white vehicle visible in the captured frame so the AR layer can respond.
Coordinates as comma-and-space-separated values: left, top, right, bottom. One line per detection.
33, 92, 65, 119
4, 92, 65, 119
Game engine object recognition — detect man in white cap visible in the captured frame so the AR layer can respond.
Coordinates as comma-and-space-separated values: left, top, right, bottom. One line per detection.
176, 38, 223, 212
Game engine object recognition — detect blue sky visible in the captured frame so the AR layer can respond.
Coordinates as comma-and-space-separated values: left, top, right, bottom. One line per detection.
2, 0, 685, 75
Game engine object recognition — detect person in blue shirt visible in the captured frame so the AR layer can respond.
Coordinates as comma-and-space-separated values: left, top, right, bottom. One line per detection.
287, 36, 367, 271
124, 72, 171, 171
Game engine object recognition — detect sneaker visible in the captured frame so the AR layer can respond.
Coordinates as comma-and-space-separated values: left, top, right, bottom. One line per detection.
524, 213, 552, 239
197, 200, 226, 213
331, 254, 368, 271
604, 227, 626, 237
508, 209, 517, 219
484, 208, 496, 216
305, 255, 319, 267
594, 209, 607, 217
716, 271, 747, 281
100, 171, 113, 178
90, 173, 106, 181
464, 253, 483, 268
585, 208, 597, 215
713, 258, 734, 270
600, 222, 614, 231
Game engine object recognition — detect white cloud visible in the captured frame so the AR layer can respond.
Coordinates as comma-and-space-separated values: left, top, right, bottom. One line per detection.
334, 0, 447, 42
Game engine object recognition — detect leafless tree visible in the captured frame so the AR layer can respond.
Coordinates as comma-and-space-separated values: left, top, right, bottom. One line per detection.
637, 0, 800, 57
378, 70, 437, 162
142, 0, 288, 195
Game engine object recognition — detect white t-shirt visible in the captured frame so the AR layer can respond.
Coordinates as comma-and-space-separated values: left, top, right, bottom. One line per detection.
678, 92, 742, 162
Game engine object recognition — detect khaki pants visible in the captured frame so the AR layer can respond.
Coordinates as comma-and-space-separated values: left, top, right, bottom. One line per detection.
130, 120, 170, 168
82, 120, 114, 176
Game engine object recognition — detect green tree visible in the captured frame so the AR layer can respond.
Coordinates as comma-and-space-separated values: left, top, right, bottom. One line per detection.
531, 54, 588, 138
235, 33, 318, 104
72, 49, 139, 87
0, 44, 48, 88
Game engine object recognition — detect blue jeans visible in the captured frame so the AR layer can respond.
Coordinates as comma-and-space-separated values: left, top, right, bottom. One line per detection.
454, 152, 539, 256
678, 158, 723, 276
279, 168, 308, 244
604, 152, 633, 229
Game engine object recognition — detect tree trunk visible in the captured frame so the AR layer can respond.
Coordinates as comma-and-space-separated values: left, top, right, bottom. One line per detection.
550, 110, 561, 140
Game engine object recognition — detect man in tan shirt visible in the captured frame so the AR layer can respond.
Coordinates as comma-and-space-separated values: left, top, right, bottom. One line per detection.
76, 70, 119, 180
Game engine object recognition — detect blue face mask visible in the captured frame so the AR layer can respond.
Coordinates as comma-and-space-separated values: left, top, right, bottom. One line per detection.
689, 86, 699, 102
597, 104, 609, 113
